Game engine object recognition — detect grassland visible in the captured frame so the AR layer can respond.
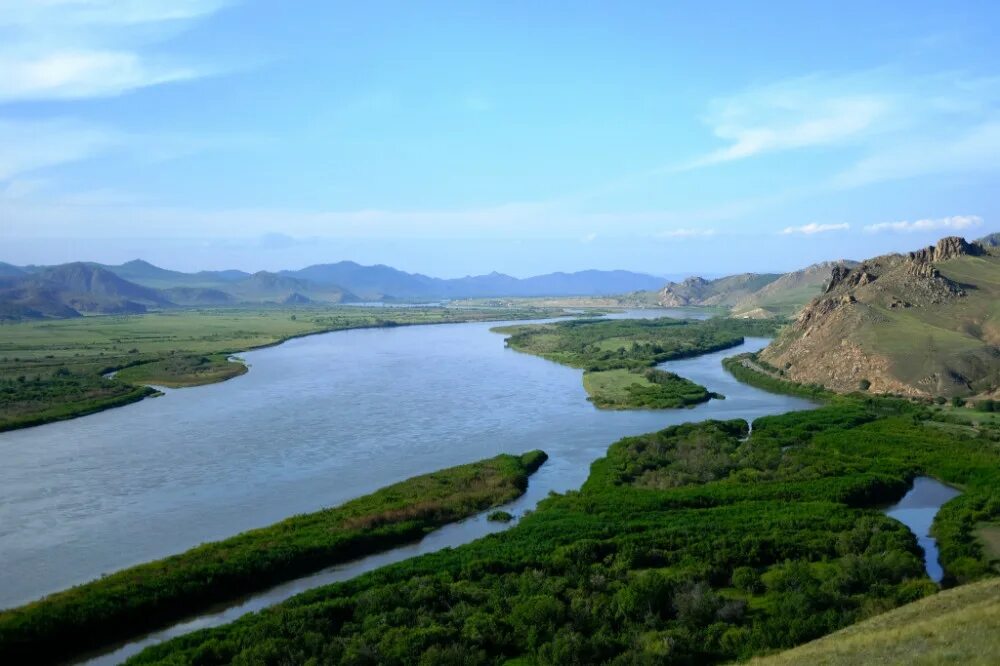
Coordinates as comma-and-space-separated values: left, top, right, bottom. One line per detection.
122, 398, 1000, 665
497, 317, 781, 409
0, 450, 548, 664
750, 577, 1000, 666
583, 367, 720, 409
0, 305, 562, 431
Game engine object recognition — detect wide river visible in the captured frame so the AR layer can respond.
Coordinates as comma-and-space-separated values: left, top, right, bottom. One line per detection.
0, 311, 815, 609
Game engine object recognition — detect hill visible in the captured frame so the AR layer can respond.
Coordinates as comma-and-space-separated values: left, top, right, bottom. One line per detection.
226, 271, 356, 303
761, 236, 1000, 398
0, 263, 173, 319
750, 577, 1000, 666
283, 262, 668, 300
977, 231, 1000, 249
655, 262, 857, 317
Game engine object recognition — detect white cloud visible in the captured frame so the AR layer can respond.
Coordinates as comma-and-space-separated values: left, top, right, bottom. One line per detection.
863, 215, 983, 233
0, 51, 199, 102
832, 121, 1000, 189
781, 222, 850, 235
655, 228, 717, 238
685, 74, 891, 169
0, 0, 229, 102
580, 232, 598, 243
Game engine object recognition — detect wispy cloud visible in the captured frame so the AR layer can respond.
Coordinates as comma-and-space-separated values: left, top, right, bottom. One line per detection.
684, 74, 891, 169
781, 222, 850, 235
863, 215, 983, 233
832, 121, 1000, 189
0, 118, 118, 180
0, 0, 230, 103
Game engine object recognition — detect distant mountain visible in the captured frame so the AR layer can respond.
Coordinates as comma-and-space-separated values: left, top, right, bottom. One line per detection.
657, 273, 783, 307
282, 262, 667, 299
0, 262, 25, 278
762, 236, 1000, 398
0, 263, 173, 319
653, 261, 859, 318
102, 260, 250, 289
227, 271, 356, 304
976, 231, 1000, 248
161, 287, 236, 306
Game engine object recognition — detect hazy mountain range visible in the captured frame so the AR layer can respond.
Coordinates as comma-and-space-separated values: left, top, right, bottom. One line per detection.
0, 260, 670, 319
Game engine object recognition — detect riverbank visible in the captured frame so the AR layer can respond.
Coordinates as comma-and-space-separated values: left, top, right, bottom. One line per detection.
0, 305, 564, 432
0, 450, 547, 664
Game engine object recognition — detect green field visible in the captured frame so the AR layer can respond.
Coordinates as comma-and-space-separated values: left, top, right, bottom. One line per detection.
0, 450, 547, 664
0, 305, 562, 431
120, 397, 1000, 665
496, 316, 781, 409
583, 367, 720, 409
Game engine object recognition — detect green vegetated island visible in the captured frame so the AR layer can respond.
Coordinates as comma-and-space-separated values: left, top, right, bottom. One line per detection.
495, 317, 782, 408
114, 390, 999, 665
0, 450, 548, 664
0, 305, 565, 432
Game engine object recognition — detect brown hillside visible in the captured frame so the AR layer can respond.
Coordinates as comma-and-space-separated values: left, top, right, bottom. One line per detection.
761, 236, 1000, 398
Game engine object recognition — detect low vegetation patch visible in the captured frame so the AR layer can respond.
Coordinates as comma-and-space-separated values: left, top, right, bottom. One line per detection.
115, 353, 247, 387
497, 317, 781, 409
0, 450, 548, 664
584, 367, 720, 409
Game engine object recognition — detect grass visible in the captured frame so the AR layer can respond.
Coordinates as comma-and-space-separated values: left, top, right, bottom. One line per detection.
497, 317, 782, 409
977, 524, 1000, 561
115, 352, 248, 387
749, 577, 1000, 666
583, 368, 718, 409
0, 450, 548, 665
0, 305, 563, 431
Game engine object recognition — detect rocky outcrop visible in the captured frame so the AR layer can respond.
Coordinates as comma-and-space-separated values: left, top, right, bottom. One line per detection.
761, 235, 1000, 398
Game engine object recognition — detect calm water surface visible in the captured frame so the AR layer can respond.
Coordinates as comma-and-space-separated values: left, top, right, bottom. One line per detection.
0, 310, 807, 610
882, 476, 961, 582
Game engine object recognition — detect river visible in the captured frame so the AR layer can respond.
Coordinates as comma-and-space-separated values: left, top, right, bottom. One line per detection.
0, 311, 812, 611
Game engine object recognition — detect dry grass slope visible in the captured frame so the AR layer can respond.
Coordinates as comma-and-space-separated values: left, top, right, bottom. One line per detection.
749, 577, 1000, 666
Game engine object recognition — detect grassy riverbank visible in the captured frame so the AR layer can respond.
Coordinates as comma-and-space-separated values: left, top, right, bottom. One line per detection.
496, 317, 781, 409
0, 450, 547, 664
0, 305, 562, 431
123, 398, 1000, 665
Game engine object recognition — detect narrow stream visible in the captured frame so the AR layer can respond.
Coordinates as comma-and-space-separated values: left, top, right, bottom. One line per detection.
882, 476, 961, 582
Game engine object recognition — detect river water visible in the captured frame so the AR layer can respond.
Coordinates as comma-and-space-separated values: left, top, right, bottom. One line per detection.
0, 311, 812, 612
882, 476, 961, 582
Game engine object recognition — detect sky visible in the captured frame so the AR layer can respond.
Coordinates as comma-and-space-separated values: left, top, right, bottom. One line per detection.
1, 0, 999, 278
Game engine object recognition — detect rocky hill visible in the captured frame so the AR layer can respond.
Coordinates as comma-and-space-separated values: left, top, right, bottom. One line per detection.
656, 261, 857, 317
761, 236, 1000, 398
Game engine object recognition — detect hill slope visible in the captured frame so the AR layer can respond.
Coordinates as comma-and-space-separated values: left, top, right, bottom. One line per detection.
0, 264, 173, 319
750, 577, 1000, 666
656, 261, 857, 317
761, 236, 1000, 398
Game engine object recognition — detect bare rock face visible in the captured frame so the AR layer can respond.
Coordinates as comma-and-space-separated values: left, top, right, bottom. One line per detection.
762, 234, 994, 397
908, 236, 983, 264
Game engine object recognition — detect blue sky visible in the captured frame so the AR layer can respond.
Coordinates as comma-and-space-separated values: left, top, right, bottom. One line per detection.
1, 0, 999, 277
